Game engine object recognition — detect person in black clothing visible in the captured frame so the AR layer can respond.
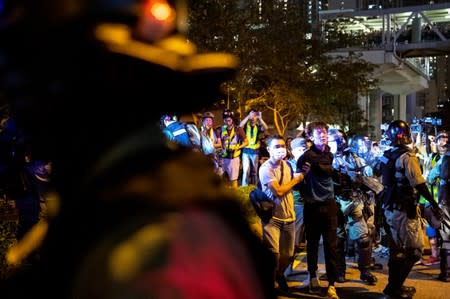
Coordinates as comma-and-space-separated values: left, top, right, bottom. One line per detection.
0, 1, 276, 299
0, 108, 41, 242
13, 156, 42, 242
327, 128, 351, 284
0, 106, 20, 193
296, 121, 339, 299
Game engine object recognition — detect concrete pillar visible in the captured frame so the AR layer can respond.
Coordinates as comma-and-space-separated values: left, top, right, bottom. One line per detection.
406, 93, 416, 122
369, 90, 383, 140
411, 16, 422, 43
399, 94, 407, 120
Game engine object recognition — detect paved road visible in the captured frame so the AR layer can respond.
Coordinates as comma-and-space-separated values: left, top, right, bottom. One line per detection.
279, 244, 446, 299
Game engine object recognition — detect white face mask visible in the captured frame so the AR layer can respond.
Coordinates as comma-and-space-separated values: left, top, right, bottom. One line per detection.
273, 148, 287, 160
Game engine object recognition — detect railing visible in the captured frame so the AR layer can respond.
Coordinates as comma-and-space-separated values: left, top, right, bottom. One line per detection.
320, 3, 450, 57
404, 57, 430, 78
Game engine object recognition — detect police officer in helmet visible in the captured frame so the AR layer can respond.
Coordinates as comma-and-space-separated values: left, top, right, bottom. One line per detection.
380, 120, 443, 298
329, 128, 378, 285
0, 1, 276, 298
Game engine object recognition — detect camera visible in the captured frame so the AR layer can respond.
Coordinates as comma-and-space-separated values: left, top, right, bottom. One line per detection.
380, 123, 389, 131
412, 116, 442, 127
411, 124, 421, 134
422, 117, 442, 126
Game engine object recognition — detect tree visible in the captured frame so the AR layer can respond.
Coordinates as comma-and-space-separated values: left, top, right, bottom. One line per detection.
308, 52, 377, 133
244, 82, 313, 136
187, 1, 378, 135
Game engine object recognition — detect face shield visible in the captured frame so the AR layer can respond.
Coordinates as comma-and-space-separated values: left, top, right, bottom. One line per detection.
328, 132, 337, 154
291, 146, 306, 160
328, 129, 346, 154
349, 135, 370, 158
328, 140, 337, 155
356, 138, 371, 157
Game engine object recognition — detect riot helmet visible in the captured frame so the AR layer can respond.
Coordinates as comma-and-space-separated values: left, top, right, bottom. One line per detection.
386, 120, 412, 146
0, 4, 276, 299
0, 0, 239, 165
328, 128, 347, 154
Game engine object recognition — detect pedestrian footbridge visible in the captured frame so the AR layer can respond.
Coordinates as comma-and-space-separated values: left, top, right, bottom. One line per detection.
320, 3, 450, 96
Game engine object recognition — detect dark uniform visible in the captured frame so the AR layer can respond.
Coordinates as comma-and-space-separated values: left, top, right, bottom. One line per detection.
0, 1, 276, 298
329, 129, 378, 285
380, 120, 443, 299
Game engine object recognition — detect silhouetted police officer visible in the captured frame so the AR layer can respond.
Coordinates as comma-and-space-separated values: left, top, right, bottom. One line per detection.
0, 1, 276, 298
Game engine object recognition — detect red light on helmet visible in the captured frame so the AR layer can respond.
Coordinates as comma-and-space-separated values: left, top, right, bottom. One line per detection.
135, 0, 176, 43
147, 1, 172, 21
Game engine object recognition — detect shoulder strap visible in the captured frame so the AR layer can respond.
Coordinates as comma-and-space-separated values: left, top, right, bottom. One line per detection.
279, 160, 285, 185
284, 159, 294, 180
258, 161, 287, 189
383, 146, 408, 162
280, 159, 295, 183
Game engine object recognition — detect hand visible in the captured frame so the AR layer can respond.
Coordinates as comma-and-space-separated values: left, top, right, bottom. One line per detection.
301, 162, 311, 175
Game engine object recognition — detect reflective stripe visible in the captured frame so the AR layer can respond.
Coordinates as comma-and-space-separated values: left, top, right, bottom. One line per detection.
173, 128, 187, 136
221, 126, 241, 157
245, 123, 260, 150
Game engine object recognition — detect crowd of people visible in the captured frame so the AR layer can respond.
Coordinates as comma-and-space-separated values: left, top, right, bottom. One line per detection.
160, 111, 449, 299
0, 1, 449, 299
160, 109, 269, 189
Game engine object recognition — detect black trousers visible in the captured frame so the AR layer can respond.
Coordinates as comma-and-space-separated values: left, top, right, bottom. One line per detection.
304, 200, 339, 285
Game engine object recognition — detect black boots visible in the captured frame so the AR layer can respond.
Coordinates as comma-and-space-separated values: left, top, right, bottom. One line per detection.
360, 271, 377, 285
382, 286, 416, 299
439, 248, 450, 282
276, 275, 289, 291
383, 286, 414, 299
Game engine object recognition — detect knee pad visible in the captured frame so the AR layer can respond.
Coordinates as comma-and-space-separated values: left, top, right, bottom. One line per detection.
357, 234, 371, 250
